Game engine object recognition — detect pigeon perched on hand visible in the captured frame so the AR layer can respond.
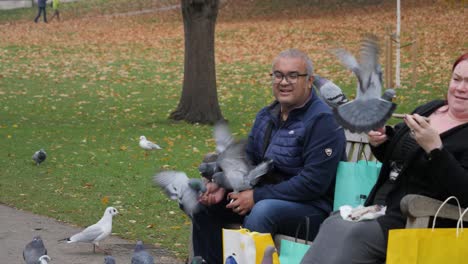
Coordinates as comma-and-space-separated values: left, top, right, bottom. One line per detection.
314, 75, 348, 108
205, 122, 273, 192
32, 149, 47, 166
23, 235, 49, 264
332, 34, 397, 133
153, 171, 206, 218
131, 241, 154, 264
104, 255, 116, 264
59, 207, 119, 253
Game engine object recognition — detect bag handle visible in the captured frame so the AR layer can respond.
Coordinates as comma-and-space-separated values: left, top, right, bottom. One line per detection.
431, 196, 462, 231
294, 216, 310, 245
456, 207, 468, 237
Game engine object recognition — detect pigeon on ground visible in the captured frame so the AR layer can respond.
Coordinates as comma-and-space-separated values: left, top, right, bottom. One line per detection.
38, 255, 51, 264
200, 122, 273, 192
153, 171, 206, 218
59, 207, 119, 253
313, 75, 349, 108
139, 136, 162, 156
260, 245, 277, 264
32, 149, 47, 166
332, 34, 397, 133
23, 235, 49, 264
191, 256, 207, 264
104, 255, 116, 264
131, 241, 154, 264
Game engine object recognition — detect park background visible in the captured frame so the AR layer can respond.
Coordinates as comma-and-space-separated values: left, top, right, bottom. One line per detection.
0, 0, 466, 260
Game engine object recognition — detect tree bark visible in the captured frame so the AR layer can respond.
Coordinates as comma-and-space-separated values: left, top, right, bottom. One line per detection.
170, 0, 224, 124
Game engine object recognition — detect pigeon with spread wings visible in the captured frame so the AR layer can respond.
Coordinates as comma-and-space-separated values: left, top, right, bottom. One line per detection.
153, 171, 206, 218
332, 34, 396, 133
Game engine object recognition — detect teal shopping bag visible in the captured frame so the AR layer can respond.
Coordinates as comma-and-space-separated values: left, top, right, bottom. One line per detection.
279, 217, 311, 264
279, 240, 310, 264
333, 160, 382, 210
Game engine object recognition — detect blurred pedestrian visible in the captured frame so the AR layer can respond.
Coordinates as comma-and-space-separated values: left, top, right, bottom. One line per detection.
50, 0, 60, 22
34, 0, 48, 23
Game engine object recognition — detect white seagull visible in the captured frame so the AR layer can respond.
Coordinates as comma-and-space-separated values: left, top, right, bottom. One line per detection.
139, 135, 162, 156
59, 207, 119, 253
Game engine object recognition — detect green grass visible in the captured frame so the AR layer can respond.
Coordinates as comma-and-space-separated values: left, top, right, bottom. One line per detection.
0, 41, 272, 258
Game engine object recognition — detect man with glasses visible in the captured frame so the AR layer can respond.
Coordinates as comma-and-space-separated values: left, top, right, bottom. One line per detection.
193, 49, 347, 263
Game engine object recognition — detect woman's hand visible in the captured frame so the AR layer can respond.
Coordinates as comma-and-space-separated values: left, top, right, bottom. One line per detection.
368, 127, 388, 147
198, 182, 226, 206
404, 114, 442, 153
226, 190, 254, 216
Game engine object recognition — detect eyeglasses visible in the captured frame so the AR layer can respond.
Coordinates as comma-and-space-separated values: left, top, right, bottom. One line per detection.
270, 71, 308, 84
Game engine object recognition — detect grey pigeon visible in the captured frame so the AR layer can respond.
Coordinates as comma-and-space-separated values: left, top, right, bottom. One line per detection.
260, 245, 277, 264
32, 149, 47, 166
332, 34, 397, 133
198, 121, 235, 179
153, 171, 206, 218
23, 236, 49, 264
104, 255, 116, 264
210, 122, 273, 192
191, 256, 207, 264
38, 255, 51, 264
314, 75, 348, 108
131, 241, 154, 264
59, 207, 119, 253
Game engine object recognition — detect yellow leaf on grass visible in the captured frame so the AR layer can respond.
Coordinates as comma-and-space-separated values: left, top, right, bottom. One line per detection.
101, 196, 109, 205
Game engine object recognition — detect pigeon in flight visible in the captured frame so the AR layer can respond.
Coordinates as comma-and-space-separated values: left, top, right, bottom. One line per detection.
153, 171, 206, 218
131, 241, 154, 264
314, 75, 349, 108
104, 255, 116, 264
332, 34, 396, 133
23, 236, 50, 264
32, 149, 47, 166
59, 207, 119, 253
200, 122, 273, 192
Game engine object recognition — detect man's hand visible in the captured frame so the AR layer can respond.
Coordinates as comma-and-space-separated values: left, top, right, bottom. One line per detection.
226, 190, 254, 216
199, 182, 226, 206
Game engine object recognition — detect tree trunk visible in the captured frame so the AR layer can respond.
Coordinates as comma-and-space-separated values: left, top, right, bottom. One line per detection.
170, 0, 224, 124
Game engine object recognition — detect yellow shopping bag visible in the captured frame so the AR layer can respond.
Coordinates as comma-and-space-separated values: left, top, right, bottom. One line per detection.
387, 196, 468, 264
387, 228, 468, 264
222, 228, 280, 264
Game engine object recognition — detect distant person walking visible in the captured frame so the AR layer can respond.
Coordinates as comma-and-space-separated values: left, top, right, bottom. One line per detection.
50, 0, 60, 22
34, 0, 48, 23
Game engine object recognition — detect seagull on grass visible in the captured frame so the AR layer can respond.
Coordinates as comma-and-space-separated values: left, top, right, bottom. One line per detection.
59, 207, 119, 253
332, 34, 396, 133
139, 136, 162, 157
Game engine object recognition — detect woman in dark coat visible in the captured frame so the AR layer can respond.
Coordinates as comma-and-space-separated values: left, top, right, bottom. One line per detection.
301, 53, 468, 264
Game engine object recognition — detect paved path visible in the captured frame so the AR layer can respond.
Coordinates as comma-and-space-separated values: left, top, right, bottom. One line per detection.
0, 204, 185, 264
